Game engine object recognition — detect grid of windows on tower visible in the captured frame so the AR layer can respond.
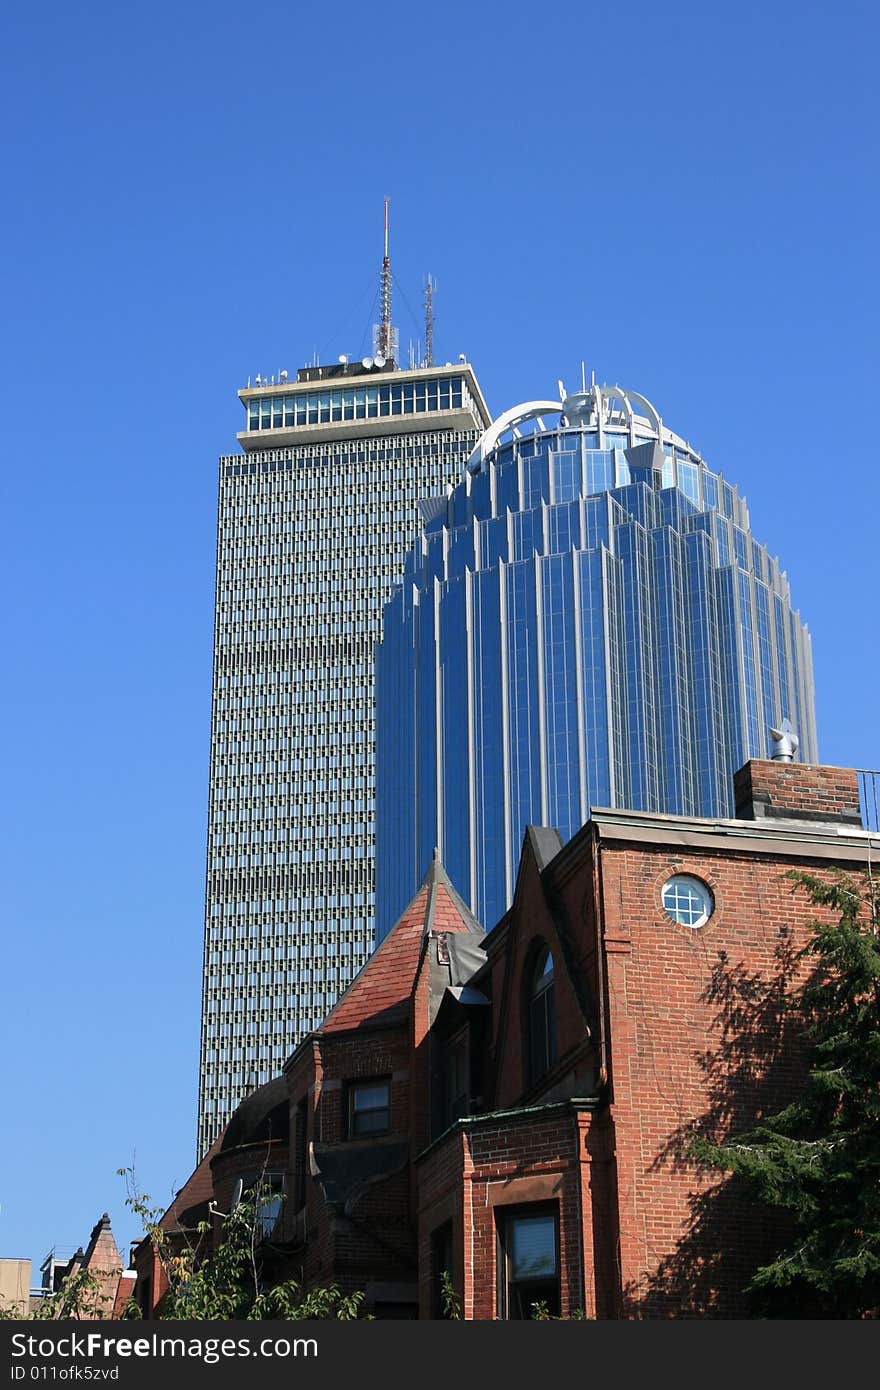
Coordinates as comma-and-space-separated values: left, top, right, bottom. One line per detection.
245, 375, 470, 431
198, 424, 483, 1154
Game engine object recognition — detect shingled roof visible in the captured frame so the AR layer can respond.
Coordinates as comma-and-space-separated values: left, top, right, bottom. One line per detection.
320, 854, 482, 1035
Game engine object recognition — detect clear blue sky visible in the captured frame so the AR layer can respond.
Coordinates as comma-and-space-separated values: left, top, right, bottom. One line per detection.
1, 0, 877, 1276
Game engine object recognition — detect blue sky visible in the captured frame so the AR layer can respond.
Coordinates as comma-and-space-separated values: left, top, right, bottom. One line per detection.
1, 0, 877, 1275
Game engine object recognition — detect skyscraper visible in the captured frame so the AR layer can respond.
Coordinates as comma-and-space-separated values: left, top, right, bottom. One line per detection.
197, 340, 491, 1154
376, 380, 817, 936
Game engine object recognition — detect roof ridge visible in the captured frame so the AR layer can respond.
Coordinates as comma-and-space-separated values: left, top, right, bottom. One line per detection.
419, 850, 483, 936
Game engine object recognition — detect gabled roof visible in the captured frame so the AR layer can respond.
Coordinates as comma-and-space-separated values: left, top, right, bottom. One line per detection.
526, 825, 565, 873
80, 1214, 122, 1275
321, 855, 481, 1035
485, 824, 564, 946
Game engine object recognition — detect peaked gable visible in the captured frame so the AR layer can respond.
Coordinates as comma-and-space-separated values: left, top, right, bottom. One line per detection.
486, 824, 599, 1109
321, 885, 430, 1034
322, 856, 481, 1036
81, 1215, 122, 1276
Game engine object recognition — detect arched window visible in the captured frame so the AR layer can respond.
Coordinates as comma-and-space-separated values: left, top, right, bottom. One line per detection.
528, 946, 557, 1083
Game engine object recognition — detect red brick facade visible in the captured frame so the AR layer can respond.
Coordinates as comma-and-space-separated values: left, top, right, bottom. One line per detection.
46, 1213, 135, 1319
733, 759, 862, 823
138, 762, 877, 1319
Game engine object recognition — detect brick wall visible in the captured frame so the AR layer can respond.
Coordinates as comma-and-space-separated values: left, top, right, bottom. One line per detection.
149, 766, 872, 1320
417, 1111, 589, 1320
486, 841, 597, 1112
417, 1129, 466, 1317
583, 834, 841, 1316
734, 759, 862, 824
283, 1026, 415, 1301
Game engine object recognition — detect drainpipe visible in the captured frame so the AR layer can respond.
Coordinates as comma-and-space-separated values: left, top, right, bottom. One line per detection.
589, 826, 610, 1092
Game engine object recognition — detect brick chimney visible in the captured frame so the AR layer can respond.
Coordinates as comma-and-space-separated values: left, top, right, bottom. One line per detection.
734, 760, 863, 827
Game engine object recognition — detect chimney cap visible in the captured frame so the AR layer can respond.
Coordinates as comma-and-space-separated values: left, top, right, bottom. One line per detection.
769, 718, 799, 763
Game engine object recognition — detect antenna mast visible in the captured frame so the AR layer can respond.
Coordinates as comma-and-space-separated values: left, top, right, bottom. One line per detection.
424, 274, 435, 368
372, 198, 398, 364
379, 197, 392, 359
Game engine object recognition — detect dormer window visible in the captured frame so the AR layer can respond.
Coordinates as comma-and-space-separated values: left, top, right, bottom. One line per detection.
346, 1079, 391, 1137
528, 947, 557, 1084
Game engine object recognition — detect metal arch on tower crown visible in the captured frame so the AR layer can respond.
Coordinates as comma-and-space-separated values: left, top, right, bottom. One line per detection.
465, 382, 668, 474
466, 400, 563, 473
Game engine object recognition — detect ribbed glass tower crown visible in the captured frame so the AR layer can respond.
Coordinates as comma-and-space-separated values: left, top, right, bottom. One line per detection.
198, 358, 490, 1154
376, 381, 817, 938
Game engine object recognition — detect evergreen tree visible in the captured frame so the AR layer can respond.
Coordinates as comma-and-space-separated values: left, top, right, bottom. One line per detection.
692, 869, 880, 1317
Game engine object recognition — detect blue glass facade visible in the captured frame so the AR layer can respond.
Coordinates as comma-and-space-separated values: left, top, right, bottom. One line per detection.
376, 385, 817, 937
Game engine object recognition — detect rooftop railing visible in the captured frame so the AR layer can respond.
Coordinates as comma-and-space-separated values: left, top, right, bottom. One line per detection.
857, 769, 880, 833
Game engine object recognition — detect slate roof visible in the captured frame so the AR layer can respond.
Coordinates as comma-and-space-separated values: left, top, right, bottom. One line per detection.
320, 855, 482, 1035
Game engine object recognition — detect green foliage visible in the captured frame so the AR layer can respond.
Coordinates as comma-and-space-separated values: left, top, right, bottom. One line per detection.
0, 1268, 108, 1321
529, 1301, 585, 1320
250, 1281, 365, 1321
439, 1269, 461, 1319
691, 869, 880, 1318
119, 1167, 368, 1321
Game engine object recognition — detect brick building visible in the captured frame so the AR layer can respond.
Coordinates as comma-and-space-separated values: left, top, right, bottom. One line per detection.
136, 759, 877, 1318
35, 1214, 136, 1318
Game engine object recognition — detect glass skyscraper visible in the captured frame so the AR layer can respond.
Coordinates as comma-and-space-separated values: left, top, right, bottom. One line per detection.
198, 357, 491, 1154
376, 380, 817, 938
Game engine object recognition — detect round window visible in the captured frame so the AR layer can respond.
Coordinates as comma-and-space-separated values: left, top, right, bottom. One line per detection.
661, 874, 714, 929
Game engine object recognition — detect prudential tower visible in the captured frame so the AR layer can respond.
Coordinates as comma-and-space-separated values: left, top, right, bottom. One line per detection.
376, 379, 817, 938
197, 213, 491, 1153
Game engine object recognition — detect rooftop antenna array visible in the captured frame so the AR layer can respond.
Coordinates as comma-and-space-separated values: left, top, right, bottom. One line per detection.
425, 274, 435, 367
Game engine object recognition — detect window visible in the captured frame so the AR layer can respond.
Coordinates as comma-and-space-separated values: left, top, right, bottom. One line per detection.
256, 1174, 285, 1236
528, 947, 557, 1083
497, 1207, 560, 1319
232, 1171, 285, 1238
661, 874, 714, 929
444, 1031, 469, 1127
346, 1079, 390, 1137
